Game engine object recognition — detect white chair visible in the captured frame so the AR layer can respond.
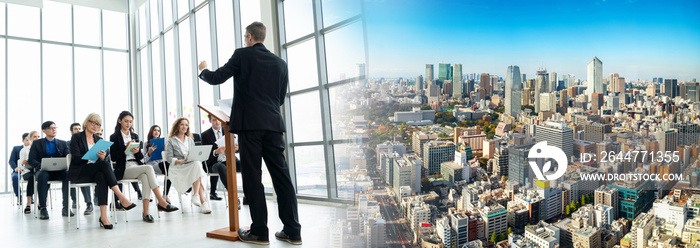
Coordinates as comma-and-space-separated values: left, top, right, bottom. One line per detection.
203, 161, 228, 208
66, 154, 98, 229
161, 151, 191, 214
110, 161, 142, 223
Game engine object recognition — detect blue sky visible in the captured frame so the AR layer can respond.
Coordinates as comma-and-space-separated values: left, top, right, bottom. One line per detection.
364, 0, 700, 81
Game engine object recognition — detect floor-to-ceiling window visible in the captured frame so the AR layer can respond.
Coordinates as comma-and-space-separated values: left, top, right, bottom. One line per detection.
1, 1, 129, 194
280, 0, 368, 200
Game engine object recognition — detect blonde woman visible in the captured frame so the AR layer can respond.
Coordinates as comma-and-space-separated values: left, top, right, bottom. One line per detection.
166, 117, 211, 214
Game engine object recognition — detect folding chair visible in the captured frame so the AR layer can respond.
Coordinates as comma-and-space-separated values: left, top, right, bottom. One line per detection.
67, 155, 98, 229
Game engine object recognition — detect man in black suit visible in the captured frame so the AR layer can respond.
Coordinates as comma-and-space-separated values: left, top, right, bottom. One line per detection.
28, 121, 74, 219
198, 22, 302, 245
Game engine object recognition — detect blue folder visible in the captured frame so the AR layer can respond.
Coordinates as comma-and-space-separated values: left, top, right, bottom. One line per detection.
81, 139, 114, 161
149, 138, 165, 161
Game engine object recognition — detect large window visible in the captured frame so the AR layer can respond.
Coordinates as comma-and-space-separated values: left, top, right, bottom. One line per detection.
1, 2, 128, 193
281, 0, 367, 199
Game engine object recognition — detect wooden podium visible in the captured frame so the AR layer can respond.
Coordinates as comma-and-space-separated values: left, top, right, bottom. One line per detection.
198, 104, 240, 241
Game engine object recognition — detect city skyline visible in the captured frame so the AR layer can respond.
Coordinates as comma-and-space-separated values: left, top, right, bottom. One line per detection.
365, 0, 700, 80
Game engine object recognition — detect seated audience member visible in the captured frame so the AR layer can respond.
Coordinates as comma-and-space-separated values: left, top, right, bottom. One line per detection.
28, 121, 74, 220
200, 114, 234, 201
10, 132, 36, 212
142, 125, 172, 203
17, 131, 40, 213
68, 113, 137, 229
110, 111, 178, 222
66, 123, 94, 215
166, 117, 211, 214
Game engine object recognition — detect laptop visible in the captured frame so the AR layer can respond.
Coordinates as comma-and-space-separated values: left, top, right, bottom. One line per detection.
40, 157, 68, 172
187, 145, 213, 162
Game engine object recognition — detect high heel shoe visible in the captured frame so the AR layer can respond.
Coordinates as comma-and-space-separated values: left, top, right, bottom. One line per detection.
122, 202, 137, 211
99, 218, 113, 229
157, 203, 179, 212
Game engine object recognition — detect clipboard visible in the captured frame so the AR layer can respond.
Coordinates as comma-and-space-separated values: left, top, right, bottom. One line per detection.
125, 142, 140, 155
149, 138, 165, 161
82, 139, 114, 161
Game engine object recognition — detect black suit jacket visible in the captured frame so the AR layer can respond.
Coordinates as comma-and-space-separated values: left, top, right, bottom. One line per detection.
199, 43, 288, 133
201, 127, 225, 167
68, 132, 110, 181
109, 131, 144, 180
28, 138, 70, 171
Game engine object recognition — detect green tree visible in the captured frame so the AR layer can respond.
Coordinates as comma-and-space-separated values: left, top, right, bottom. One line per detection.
498, 233, 506, 242
565, 205, 570, 215
490, 232, 497, 243
507, 227, 512, 236
570, 201, 576, 212
581, 195, 586, 206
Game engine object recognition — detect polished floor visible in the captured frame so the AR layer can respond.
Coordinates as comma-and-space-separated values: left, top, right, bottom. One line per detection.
1, 190, 346, 247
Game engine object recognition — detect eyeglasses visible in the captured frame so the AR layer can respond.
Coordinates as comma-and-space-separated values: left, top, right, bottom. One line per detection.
45, 127, 57, 130
89, 120, 102, 127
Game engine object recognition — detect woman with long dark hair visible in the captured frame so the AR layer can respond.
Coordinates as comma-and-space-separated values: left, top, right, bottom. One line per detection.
142, 125, 171, 202
110, 111, 178, 223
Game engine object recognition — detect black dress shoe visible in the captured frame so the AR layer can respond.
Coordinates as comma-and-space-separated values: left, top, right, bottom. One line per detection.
237, 228, 269, 245
210, 193, 223, 201
275, 230, 303, 245
39, 208, 49, 220
143, 214, 154, 223
99, 218, 113, 229
62, 208, 75, 217
157, 204, 179, 212
122, 203, 137, 211
113, 202, 125, 211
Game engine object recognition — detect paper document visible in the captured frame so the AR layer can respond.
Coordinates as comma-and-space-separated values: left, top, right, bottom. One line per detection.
125, 142, 140, 155
216, 98, 233, 115
149, 138, 165, 161
82, 139, 114, 161
215, 136, 226, 148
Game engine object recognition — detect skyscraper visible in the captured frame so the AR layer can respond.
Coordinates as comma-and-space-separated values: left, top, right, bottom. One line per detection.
535, 121, 574, 160
480, 73, 491, 97
356, 63, 366, 87
591, 93, 604, 114
549, 72, 558, 94
508, 143, 536, 186
609, 73, 619, 93
425, 64, 434, 84
505, 65, 523, 117
453, 64, 463, 98
655, 129, 678, 152
615, 77, 625, 95
536, 69, 549, 92
567, 74, 576, 87
423, 141, 456, 175
416, 75, 424, 93
439, 63, 452, 83
664, 79, 678, 98
466, 79, 475, 94
587, 57, 605, 99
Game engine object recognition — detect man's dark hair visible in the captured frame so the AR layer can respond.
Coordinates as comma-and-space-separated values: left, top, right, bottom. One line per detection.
207, 114, 214, 121
41, 121, 55, 130
22, 133, 29, 140
245, 22, 266, 42
70, 123, 80, 132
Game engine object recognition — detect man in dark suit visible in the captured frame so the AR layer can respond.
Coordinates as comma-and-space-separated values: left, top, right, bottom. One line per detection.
28, 121, 74, 219
200, 114, 233, 201
198, 22, 302, 245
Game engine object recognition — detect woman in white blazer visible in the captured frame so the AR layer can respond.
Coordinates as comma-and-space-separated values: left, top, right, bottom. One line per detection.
166, 117, 211, 214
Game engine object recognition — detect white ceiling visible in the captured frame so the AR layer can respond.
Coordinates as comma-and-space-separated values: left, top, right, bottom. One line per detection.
0, 0, 147, 13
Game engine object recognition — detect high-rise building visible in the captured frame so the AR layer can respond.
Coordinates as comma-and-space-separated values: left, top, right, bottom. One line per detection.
425, 64, 434, 84
609, 73, 619, 93
606, 93, 620, 113
524, 221, 560, 248
616, 77, 625, 95
356, 63, 366, 87
423, 141, 456, 175
549, 72, 558, 94
535, 121, 574, 160
450, 212, 470, 247
439, 63, 452, 83
540, 92, 557, 113
595, 185, 619, 220
608, 179, 654, 220
536, 69, 549, 92
591, 93, 604, 114
587, 57, 605, 99
655, 129, 678, 152
536, 180, 563, 221
652, 196, 688, 229
505, 65, 523, 117
566, 74, 576, 87
583, 123, 612, 143
364, 217, 386, 248
494, 146, 509, 177
480, 73, 491, 97
572, 227, 602, 248
412, 131, 438, 156
466, 79, 475, 94
627, 213, 655, 248
559, 90, 569, 108
671, 123, 699, 145
664, 79, 678, 98
428, 84, 440, 103
393, 154, 422, 195
479, 202, 508, 239
415, 75, 423, 93
509, 143, 537, 185
535, 74, 547, 94
684, 82, 699, 102
453, 64, 463, 99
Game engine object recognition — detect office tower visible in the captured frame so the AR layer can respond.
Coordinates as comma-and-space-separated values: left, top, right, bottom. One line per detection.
415, 75, 423, 93
412, 131, 438, 156
453, 64, 463, 98
439, 63, 452, 83
653, 77, 663, 85
595, 185, 619, 219
608, 180, 654, 220
423, 141, 456, 175
583, 123, 611, 143
376, 141, 406, 175
540, 92, 556, 112
615, 77, 625, 95
508, 143, 536, 186
655, 129, 678, 152
364, 217, 386, 248
393, 154, 421, 195
522, 90, 531, 106
356, 63, 366, 87
480, 73, 491, 97
425, 64, 434, 84
466, 79, 475, 94
609, 73, 619, 93
647, 85, 656, 97
587, 57, 605, 99
664, 79, 678, 98
536, 181, 563, 221
490, 75, 499, 93
567, 74, 576, 87
436, 217, 454, 248
505, 65, 523, 117
671, 123, 699, 145
443, 80, 453, 96
479, 203, 508, 238
428, 84, 440, 103
521, 73, 526, 84
606, 93, 620, 113
653, 197, 688, 229
536, 68, 549, 91
535, 121, 574, 160
450, 212, 469, 247
535, 74, 546, 93
441, 161, 468, 183
493, 146, 509, 177
549, 72, 558, 94
627, 213, 655, 248
559, 90, 568, 108
591, 93, 603, 114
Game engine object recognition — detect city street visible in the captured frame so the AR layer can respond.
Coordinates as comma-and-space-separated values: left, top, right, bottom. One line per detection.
376, 190, 413, 248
